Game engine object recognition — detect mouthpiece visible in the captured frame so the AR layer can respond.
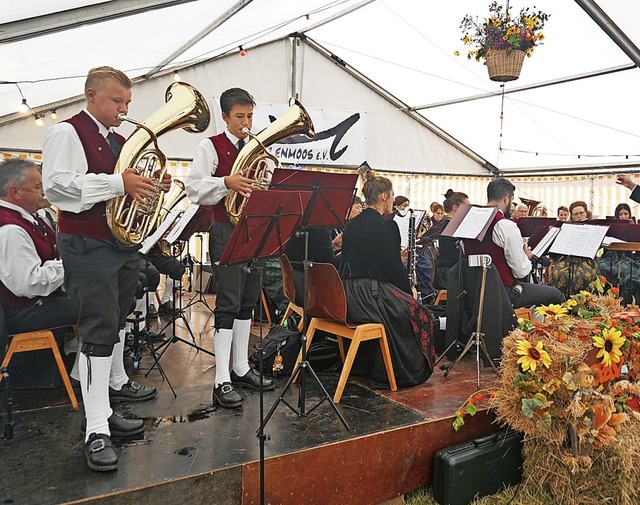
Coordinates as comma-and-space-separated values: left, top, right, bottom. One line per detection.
241, 127, 250, 134
117, 114, 139, 125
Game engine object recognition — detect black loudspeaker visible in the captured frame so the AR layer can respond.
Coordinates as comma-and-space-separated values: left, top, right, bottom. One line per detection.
433, 429, 524, 505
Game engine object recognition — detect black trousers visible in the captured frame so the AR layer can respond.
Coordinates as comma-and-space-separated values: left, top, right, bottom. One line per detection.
4, 292, 77, 335
58, 233, 139, 348
209, 221, 262, 329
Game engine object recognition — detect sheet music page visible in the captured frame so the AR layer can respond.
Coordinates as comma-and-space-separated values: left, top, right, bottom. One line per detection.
549, 224, 609, 258
531, 227, 560, 258
394, 209, 426, 248
454, 206, 496, 239
602, 236, 627, 247
166, 203, 200, 244
139, 209, 181, 254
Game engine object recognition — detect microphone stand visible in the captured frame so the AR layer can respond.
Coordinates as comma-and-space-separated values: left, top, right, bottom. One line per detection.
1, 366, 14, 441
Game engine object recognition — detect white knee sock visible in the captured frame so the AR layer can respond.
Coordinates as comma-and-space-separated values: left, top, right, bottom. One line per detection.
232, 318, 252, 377
70, 340, 81, 381
109, 329, 129, 391
161, 278, 175, 304
80, 353, 113, 441
213, 328, 233, 387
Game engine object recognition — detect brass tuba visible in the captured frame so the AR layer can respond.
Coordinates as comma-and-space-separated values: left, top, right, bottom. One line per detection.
224, 98, 315, 225
107, 81, 210, 246
521, 198, 547, 217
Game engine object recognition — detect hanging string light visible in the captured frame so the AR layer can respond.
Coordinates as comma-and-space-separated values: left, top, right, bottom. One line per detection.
34, 113, 44, 127
238, 45, 246, 57
16, 83, 31, 113
50, 110, 57, 120
173, 71, 181, 82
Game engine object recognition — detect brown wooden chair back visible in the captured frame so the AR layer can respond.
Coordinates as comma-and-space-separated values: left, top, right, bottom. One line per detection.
279, 254, 297, 304
306, 262, 347, 325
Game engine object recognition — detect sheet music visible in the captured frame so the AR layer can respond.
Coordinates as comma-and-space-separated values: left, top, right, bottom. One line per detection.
454, 206, 496, 239
531, 227, 560, 258
394, 209, 426, 248
139, 209, 181, 254
166, 203, 200, 244
602, 236, 627, 247
549, 223, 609, 259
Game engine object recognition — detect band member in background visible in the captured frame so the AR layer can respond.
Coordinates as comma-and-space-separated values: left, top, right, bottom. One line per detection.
43, 66, 163, 472
557, 205, 569, 221
465, 178, 564, 308
340, 170, 434, 389
185, 87, 273, 409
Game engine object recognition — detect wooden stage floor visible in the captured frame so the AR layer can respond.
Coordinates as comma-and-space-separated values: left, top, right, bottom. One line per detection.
0, 292, 499, 505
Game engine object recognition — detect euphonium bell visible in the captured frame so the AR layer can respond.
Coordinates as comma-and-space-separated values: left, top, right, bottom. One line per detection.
106, 81, 210, 246
224, 98, 315, 225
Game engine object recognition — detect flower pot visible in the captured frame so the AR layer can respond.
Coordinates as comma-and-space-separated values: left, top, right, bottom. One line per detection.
486, 49, 525, 82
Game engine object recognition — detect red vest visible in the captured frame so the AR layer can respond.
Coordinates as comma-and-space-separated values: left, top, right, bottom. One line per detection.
209, 133, 240, 224
59, 111, 125, 239
464, 212, 516, 287
0, 206, 58, 310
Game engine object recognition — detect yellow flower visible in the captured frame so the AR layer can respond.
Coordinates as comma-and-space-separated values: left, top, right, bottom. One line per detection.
535, 304, 568, 320
454, 50, 460, 56
565, 299, 577, 309
516, 339, 551, 372
593, 327, 625, 367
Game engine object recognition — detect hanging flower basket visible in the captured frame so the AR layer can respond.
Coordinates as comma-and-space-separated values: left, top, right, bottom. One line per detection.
486, 49, 525, 82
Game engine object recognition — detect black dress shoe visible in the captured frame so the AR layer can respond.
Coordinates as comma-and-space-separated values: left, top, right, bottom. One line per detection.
213, 382, 243, 408
82, 412, 144, 438
231, 369, 274, 391
109, 380, 157, 403
158, 301, 177, 315
85, 433, 118, 472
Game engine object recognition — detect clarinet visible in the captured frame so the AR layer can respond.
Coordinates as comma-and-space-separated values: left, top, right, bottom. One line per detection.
407, 209, 418, 294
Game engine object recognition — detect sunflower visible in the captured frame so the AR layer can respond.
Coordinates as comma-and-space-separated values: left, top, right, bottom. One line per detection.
516, 339, 551, 372
534, 303, 568, 320
593, 327, 625, 367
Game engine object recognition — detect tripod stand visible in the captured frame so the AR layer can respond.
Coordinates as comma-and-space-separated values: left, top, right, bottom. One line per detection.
146, 241, 215, 380
442, 255, 498, 389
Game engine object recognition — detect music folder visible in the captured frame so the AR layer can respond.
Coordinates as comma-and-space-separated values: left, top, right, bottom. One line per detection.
441, 204, 497, 241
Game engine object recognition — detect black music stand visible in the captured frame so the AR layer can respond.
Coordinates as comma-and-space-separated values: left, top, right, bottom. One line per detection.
218, 188, 312, 505
145, 240, 216, 382
261, 169, 357, 429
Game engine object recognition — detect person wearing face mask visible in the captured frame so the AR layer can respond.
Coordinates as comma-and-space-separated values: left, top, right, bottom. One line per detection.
186, 87, 274, 410
43, 66, 163, 472
340, 171, 434, 389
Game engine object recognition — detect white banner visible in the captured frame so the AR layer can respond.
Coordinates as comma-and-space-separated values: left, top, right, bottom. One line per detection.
253, 103, 367, 166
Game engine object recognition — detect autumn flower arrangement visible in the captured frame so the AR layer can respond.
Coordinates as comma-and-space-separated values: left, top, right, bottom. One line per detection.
459, 1, 550, 61
454, 280, 640, 503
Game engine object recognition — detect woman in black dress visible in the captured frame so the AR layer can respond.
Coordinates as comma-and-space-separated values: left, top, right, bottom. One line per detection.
340, 171, 434, 388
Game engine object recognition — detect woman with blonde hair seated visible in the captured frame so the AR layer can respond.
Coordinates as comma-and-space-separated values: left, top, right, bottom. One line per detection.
340, 171, 434, 388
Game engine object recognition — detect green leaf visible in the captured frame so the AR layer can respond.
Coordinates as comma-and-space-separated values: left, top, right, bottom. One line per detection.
452, 414, 465, 431
578, 308, 594, 319
521, 396, 545, 418
465, 402, 477, 416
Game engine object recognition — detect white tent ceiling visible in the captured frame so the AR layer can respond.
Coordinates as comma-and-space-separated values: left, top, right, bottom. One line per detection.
1, 0, 640, 174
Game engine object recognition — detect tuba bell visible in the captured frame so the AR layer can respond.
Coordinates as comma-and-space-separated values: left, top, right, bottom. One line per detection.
224, 98, 315, 225
521, 198, 547, 217
107, 81, 210, 246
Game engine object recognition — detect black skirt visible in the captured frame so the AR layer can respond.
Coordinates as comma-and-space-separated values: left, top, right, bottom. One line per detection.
343, 278, 435, 389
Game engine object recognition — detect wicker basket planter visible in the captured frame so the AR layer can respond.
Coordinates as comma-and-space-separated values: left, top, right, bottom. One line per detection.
486, 49, 525, 82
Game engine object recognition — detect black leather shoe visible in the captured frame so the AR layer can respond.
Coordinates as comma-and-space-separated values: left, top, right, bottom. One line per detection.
109, 380, 157, 403
85, 433, 118, 472
82, 412, 144, 438
231, 369, 274, 391
158, 301, 176, 315
213, 382, 243, 408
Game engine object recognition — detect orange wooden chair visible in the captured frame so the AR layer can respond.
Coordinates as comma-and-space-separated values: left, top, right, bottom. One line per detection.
293, 262, 397, 403
279, 255, 304, 330
0, 304, 79, 411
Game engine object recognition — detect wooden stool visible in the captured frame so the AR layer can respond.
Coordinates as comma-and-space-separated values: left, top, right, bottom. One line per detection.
434, 290, 447, 305
1, 329, 79, 411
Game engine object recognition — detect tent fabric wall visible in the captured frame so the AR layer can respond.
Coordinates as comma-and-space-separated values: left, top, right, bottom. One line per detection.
0, 38, 488, 176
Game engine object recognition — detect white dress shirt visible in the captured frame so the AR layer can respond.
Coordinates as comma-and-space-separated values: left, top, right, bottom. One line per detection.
492, 213, 532, 279
185, 130, 243, 206
42, 109, 125, 213
0, 200, 64, 298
